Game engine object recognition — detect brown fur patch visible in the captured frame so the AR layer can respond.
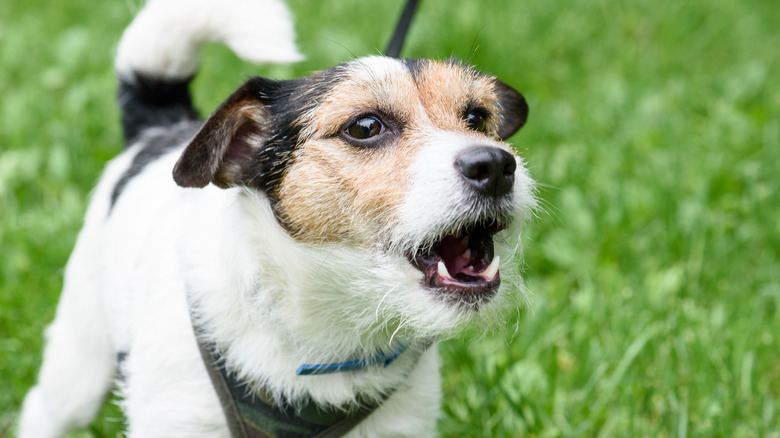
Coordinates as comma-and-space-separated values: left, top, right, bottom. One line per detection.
275, 58, 508, 246
410, 62, 501, 137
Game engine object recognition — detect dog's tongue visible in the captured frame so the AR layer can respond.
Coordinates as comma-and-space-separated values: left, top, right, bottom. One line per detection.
438, 235, 470, 275
434, 232, 501, 284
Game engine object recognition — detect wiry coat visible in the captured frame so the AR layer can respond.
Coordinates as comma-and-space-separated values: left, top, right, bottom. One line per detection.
19, 0, 536, 436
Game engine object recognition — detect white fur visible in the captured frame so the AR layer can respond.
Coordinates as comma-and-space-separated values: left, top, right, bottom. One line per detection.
115, 0, 302, 79
348, 56, 408, 83
19, 144, 445, 436
20, 1, 535, 436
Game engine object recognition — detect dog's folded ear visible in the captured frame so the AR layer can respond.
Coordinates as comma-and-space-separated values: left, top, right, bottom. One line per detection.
173, 78, 274, 189
494, 80, 529, 140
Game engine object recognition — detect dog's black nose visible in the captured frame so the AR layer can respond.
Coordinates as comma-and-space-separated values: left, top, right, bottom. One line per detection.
455, 146, 516, 198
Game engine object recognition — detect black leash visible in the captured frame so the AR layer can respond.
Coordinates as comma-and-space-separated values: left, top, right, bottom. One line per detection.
384, 0, 421, 58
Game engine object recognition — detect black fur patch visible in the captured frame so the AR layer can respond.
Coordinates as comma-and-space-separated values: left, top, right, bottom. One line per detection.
401, 58, 430, 84
110, 121, 201, 210
239, 71, 343, 199
118, 73, 200, 145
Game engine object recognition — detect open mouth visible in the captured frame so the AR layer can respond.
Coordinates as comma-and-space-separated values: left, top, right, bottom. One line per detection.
409, 219, 507, 306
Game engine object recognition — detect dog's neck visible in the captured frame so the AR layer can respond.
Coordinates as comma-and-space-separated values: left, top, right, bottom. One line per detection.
188, 298, 429, 408
179, 188, 433, 408
190, 310, 421, 438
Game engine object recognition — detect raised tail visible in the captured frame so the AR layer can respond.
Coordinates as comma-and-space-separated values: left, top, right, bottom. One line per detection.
114, 0, 303, 144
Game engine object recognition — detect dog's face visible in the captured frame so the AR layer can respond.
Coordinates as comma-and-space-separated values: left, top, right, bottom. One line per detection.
174, 57, 535, 340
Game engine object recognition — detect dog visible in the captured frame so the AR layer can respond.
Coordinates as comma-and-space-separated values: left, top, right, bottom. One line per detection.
19, 0, 535, 436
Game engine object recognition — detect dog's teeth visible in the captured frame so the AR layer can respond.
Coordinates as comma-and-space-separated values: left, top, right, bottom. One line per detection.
437, 260, 454, 280
481, 256, 500, 280
461, 249, 471, 261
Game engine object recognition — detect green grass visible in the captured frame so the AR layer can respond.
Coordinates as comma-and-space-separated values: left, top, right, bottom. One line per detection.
2, 0, 779, 436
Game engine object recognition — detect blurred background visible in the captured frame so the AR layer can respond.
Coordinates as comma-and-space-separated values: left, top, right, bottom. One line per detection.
1, 0, 778, 436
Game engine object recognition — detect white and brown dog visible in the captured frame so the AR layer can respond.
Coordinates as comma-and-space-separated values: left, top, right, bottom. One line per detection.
19, 0, 536, 436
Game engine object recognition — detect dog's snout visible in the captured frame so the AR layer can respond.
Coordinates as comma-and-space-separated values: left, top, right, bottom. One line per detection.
455, 146, 516, 198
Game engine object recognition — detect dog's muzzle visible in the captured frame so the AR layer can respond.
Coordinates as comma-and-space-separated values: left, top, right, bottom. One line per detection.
408, 145, 518, 307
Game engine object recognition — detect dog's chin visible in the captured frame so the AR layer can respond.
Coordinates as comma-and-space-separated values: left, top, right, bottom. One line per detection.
284, 239, 519, 347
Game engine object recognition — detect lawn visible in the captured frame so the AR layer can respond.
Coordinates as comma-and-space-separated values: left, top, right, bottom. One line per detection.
1, 0, 779, 436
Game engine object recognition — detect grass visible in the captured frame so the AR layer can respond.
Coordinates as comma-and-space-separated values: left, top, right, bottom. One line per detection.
1, 0, 779, 436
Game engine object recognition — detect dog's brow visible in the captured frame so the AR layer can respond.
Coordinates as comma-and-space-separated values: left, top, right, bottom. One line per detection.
346, 56, 408, 83
295, 60, 425, 140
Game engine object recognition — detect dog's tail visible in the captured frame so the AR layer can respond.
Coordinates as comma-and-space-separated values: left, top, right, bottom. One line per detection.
114, 0, 302, 144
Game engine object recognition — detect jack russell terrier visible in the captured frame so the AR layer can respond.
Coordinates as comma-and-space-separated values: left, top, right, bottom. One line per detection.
20, 0, 536, 436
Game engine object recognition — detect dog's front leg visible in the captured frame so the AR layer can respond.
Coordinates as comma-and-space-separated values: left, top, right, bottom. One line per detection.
118, 294, 229, 438
19, 233, 116, 438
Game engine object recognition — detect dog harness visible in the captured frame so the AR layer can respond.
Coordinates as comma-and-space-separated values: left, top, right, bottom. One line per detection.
190, 318, 415, 438
112, 303, 416, 436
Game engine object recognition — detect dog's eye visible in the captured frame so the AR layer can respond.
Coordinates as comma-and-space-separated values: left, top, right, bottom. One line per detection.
346, 116, 383, 140
465, 109, 488, 133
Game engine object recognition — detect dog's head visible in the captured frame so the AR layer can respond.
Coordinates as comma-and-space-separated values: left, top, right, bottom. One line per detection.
174, 57, 535, 341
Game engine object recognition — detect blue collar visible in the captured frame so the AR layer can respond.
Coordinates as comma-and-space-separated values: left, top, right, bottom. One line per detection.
296, 344, 408, 376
